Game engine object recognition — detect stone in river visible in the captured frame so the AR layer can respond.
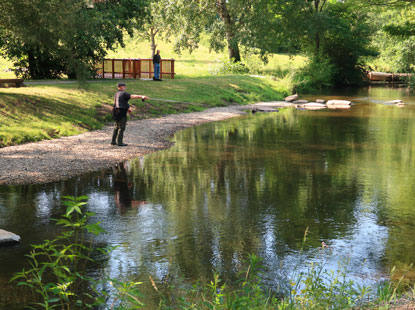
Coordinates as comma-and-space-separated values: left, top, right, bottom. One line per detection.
293, 100, 308, 104
299, 102, 327, 110
327, 104, 351, 110
326, 100, 352, 106
251, 107, 279, 113
386, 99, 405, 105
0, 229, 21, 246
316, 99, 326, 103
285, 94, 299, 102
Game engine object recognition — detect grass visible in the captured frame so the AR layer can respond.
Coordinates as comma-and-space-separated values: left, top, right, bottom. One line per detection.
0, 33, 303, 147
107, 32, 306, 78
0, 58, 14, 79
0, 76, 290, 147
0, 33, 306, 79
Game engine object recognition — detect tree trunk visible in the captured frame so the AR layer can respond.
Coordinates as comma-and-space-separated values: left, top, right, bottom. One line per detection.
149, 27, 158, 58
216, 0, 241, 62
315, 32, 320, 54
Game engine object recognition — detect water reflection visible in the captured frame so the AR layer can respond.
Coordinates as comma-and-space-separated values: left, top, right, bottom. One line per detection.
1, 86, 415, 309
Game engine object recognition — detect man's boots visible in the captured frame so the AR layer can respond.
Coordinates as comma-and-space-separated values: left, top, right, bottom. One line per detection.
117, 130, 127, 146
111, 128, 118, 145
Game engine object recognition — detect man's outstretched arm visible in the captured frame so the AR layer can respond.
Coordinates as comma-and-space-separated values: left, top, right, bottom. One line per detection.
131, 95, 150, 100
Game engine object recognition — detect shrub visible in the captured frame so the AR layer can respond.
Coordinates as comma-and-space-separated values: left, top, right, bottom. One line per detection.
209, 58, 250, 75
11, 196, 111, 309
293, 57, 336, 92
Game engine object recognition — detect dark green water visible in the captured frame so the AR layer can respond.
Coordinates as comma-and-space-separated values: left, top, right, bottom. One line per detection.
1, 86, 415, 308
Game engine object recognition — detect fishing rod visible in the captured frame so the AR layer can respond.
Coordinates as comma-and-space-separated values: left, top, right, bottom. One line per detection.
141, 98, 192, 104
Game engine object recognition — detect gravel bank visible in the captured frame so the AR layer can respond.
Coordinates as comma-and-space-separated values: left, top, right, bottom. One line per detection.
0, 102, 285, 186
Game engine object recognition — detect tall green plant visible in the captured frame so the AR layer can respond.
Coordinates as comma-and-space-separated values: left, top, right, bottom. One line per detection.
11, 196, 107, 310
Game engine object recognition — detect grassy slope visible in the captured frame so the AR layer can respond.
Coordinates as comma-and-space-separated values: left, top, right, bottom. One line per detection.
0, 76, 289, 147
0, 34, 303, 147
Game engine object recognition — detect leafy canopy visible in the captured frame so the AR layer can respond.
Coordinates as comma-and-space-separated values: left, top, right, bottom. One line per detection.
0, 0, 147, 79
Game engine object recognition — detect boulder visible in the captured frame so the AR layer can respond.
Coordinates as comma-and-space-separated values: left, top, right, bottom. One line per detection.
0, 229, 21, 246
251, 107, 279, 113
285, 94, 299, 102
386, 99, 405, 105
316, 99, 326, 104
293, 100, 308, 104
254, 101, 293, 108
327, 104, 351, 110
326, 100, 352, 106
299, 103, 327, 110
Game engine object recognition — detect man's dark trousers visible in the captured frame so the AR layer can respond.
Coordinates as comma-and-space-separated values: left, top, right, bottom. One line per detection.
112, 116, 127, 145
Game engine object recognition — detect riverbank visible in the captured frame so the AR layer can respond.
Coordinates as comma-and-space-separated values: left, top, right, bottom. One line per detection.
0, 76, 290, 147
0, 102, 285, 186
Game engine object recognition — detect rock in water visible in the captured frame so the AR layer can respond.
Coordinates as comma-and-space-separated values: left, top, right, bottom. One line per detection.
0, 229, 21, 246
285, 94, 299, 102
293, 100, 308, 104
300, 103, 327, 110
327, 104, 351, 110
386, 99, 405, 105
316, 99, 326, 104
326, 100, 352, 106
251, 107, 278, 113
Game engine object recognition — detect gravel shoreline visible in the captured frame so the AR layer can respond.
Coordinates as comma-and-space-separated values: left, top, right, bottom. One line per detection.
0, 102, 285, 186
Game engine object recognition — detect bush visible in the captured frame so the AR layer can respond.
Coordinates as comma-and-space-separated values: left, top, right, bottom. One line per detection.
293, 57, 336, 92
209, 58, 250, 75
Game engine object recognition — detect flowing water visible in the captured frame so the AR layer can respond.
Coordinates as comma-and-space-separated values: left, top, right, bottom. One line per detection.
1, 86, 415, 308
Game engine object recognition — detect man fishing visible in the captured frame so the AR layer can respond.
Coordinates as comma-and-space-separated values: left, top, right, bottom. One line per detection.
111, 82, 149, 146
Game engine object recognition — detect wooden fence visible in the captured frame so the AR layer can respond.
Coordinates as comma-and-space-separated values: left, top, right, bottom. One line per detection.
95, 58, 175, 79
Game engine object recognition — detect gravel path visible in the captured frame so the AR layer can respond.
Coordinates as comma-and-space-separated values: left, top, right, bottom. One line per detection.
0, 102, 286, 186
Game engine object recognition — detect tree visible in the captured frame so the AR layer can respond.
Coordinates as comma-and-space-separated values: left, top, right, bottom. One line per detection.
0, 0, 147, 79
269, 0, 376, 86
155, 0, 274, 62
135, 1, 165, 58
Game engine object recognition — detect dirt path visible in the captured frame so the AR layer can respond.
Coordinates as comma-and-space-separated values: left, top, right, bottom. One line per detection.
0, 102, 285, 186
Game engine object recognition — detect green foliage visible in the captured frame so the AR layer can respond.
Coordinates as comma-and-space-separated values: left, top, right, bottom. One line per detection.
368, 6, 415, 74
209, 59, 250, 75
293, 57, 336, 92
270, 0, 375, 86
102, 279, 145, 309
158, 254, 283, 310
292, 259, 370, 309
0, 0, 146, 79
10, 196, 108, 309
153, 0, 276, 62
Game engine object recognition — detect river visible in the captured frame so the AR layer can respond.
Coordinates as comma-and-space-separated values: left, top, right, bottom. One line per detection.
1, 86, 415, 308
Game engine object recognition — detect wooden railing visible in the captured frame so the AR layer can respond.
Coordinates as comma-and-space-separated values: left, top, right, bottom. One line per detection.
95, 58, 175, 79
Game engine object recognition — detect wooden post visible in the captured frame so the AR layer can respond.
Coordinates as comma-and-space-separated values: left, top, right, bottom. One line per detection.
171, 59, 175, 79
138, 59, 141, 79
122, 60, 126, 79
102, 60, 105, 79
133, 59, 137, 79
149, 59, 152, 78
160, 60, 163, 79
112, 59, 115, 79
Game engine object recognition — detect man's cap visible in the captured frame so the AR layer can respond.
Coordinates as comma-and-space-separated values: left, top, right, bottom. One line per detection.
117, 82, 126, 87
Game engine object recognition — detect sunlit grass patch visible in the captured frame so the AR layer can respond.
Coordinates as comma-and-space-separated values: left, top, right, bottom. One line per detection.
0, 75, 291, 147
